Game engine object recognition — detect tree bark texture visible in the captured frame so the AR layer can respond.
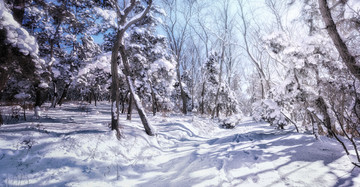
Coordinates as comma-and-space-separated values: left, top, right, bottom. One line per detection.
110, 31, 121, 136
318, 0, 360, 81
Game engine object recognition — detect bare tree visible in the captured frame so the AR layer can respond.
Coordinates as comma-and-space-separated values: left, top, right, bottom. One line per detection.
236, 0, 270, 100
161, 0, 196, 114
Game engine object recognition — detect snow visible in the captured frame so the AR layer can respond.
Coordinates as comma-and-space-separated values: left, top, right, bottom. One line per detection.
0, 102, 359, 186
38, 82, 49, 89
0, 1, 39, 58
151, 57, 175, 72
14, 93, 31, 100
78, 52, 112, 76
94, 7, 117, 28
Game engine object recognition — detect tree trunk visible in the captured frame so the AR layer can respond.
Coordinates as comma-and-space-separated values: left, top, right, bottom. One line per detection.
119, 45, 154, 136
22, 100, 26, 121
110, 31, 122, 138
127, 95, 133, 121
93, 91, 97, 107
57, 83, 70, 106
176, 62, 188, 114
88, 91, 92, 104
50, 81, 57, 108
149, 80, 157, 116
318, 0, 360, 81
34, 83, 47, 117
200, 82, 206, 114
121, 91, 129, 114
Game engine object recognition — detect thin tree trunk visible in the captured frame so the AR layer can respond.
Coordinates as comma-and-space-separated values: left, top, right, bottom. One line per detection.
121, 91, 129, 114
119, 45, 155, 136
176, 62, 188, 114
127, 95, 133, 120
318, 0, 360, 81
94, 91, 97, 107
200, 82, 206, 114
50, 81, 57, 108
315, 96, 350, 155
110, 31, 122, 138
88, 91, 92, 104
149, 81, 157, 116
57, 83, 70, 106
22, 100, 26, 121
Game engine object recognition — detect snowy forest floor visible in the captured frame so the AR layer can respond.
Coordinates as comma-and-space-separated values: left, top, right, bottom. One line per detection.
0, 102, 360, 186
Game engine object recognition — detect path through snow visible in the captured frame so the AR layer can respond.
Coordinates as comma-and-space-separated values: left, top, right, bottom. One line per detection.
0, 103, 359, 186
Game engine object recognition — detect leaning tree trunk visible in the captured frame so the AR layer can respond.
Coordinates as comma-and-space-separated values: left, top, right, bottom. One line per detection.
315, 96, 350, 156
119, 46, 155, 136
318, 0, 360, 81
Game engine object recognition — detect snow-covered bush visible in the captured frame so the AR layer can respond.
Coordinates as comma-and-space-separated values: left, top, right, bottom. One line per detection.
253, 99, 288, 129
220, 113, 244, 129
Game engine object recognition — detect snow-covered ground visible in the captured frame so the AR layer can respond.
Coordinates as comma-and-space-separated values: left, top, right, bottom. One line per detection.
0, 102, 359, 186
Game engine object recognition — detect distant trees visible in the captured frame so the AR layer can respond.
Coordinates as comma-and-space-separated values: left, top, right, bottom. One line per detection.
161, 0, 194, 114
